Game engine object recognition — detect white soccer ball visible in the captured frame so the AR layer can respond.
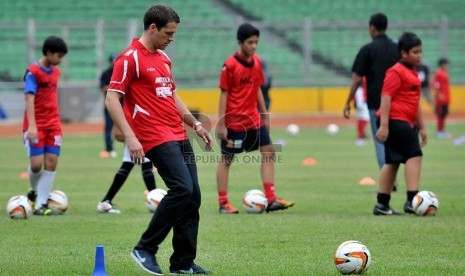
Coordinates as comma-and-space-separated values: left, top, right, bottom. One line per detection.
327, 123, 340, 136
145, 188, 167, 213
412, 190, 439, 216
334, 240, 371, 275
242, 189, 268, 214
245, 189, 265, 197
286, 124, 300, 136
47, 190, 69, 215
6, 195, 33, 219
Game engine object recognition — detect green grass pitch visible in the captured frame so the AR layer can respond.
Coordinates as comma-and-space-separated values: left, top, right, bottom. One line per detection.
1, 123, 465, 275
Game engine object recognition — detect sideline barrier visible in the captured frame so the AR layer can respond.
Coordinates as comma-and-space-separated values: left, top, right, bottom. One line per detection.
177, 86, 465, 115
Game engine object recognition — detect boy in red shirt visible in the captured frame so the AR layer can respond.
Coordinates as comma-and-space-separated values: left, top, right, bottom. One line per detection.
24, 36, 68, 216
432, 58, 450, 139
374, 32, 427, 215
216, 23, 294, 214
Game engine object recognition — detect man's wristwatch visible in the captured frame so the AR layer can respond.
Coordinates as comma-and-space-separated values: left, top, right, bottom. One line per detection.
193, 121, 202, 131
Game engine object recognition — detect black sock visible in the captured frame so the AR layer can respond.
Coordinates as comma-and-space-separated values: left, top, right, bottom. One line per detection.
407, 190, 418, 203
142, 161, 156, 191
102, 162, 134, 202
377, 193, 391, 206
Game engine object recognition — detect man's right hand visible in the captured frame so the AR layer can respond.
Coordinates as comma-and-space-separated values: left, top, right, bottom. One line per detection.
343, 103, 351, 118
126, 136, 144, 165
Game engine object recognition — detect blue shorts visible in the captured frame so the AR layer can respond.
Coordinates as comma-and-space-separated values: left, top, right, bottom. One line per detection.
23, 129, 62, 157
221, 126, 272, 155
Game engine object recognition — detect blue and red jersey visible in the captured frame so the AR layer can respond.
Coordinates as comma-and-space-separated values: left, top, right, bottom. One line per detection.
23, 62, 61, 130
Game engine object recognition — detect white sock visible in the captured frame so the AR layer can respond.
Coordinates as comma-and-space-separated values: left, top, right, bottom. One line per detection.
36, 170, 56, 209
28, 166, 42, 192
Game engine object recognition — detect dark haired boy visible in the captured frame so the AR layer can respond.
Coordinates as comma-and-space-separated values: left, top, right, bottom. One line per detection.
432, 58, 450, 139
23, 36, 68, 216
105, 4, 212, 275
216, 22, 294, 214
374, 32, 427, 215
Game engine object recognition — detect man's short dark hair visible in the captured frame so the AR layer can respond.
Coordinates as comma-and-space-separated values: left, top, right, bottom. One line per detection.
237, 23, 259, 43
369, 13, 388, 32
42, 36, 68, 56
144, 4, 180, 30
438, 58, 449, 66
398, 32, 422, 53
109, 52, 118, 62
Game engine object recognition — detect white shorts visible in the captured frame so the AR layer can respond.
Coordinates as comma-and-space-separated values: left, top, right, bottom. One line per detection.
123, 144, 151, 164
355, 87, 370, 121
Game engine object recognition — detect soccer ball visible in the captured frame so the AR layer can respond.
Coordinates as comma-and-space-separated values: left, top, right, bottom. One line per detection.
6, 195, 33, 219
334, 240, 371, 275
412, 191, 439, 216
47, 190, 69, 215
327, 123, 340, 136
242, 189, 268, 213
245, 189, 264, 197
286, 124, 300, 136
145, 188, 167, 213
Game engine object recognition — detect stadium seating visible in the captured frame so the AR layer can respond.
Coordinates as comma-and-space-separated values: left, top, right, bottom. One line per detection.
0, 0, 463, 85
229, 0, 465, 82
0, 0, 348, 85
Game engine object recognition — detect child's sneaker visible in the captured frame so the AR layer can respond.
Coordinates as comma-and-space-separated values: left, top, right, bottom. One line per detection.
373, 203, 402, 216
99, 151, 117, 158
33, 205, 53, 216
219, 203, 239, 214
404, 201, 415, 214
97, 200, 121, 214
266, 197, 295, 212
27, 190, 37, 208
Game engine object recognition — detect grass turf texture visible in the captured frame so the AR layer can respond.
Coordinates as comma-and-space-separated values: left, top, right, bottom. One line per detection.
1, 123, 465, 275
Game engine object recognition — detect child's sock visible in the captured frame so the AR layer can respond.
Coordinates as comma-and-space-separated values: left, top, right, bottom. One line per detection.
357, 120, 368, 139
263, 182, 276, 203
28, 166, 42, 192
437, 117, 445, 132
407, 190, 419, 203
377, 193, 391, 206
142, 161, 156, 191
218, 191, 228, 206
36, 170, 56, 208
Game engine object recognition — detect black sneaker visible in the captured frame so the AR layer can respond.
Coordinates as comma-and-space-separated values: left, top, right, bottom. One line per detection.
27, 190, 37, 208
266, 197, 295, 213
404, 201, 415, 214
170, 263, 211, 275
373, 203, 403, 216
131, 249, 163, 275
33, 205, 53, 216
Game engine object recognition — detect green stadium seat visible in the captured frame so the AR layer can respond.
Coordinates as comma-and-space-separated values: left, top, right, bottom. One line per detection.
0, 0, 463, 84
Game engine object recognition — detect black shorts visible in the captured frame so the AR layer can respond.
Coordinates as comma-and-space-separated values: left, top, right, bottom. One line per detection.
384, 120, 422, 164
435, 104, 449, 118
221, 125, 272, 155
